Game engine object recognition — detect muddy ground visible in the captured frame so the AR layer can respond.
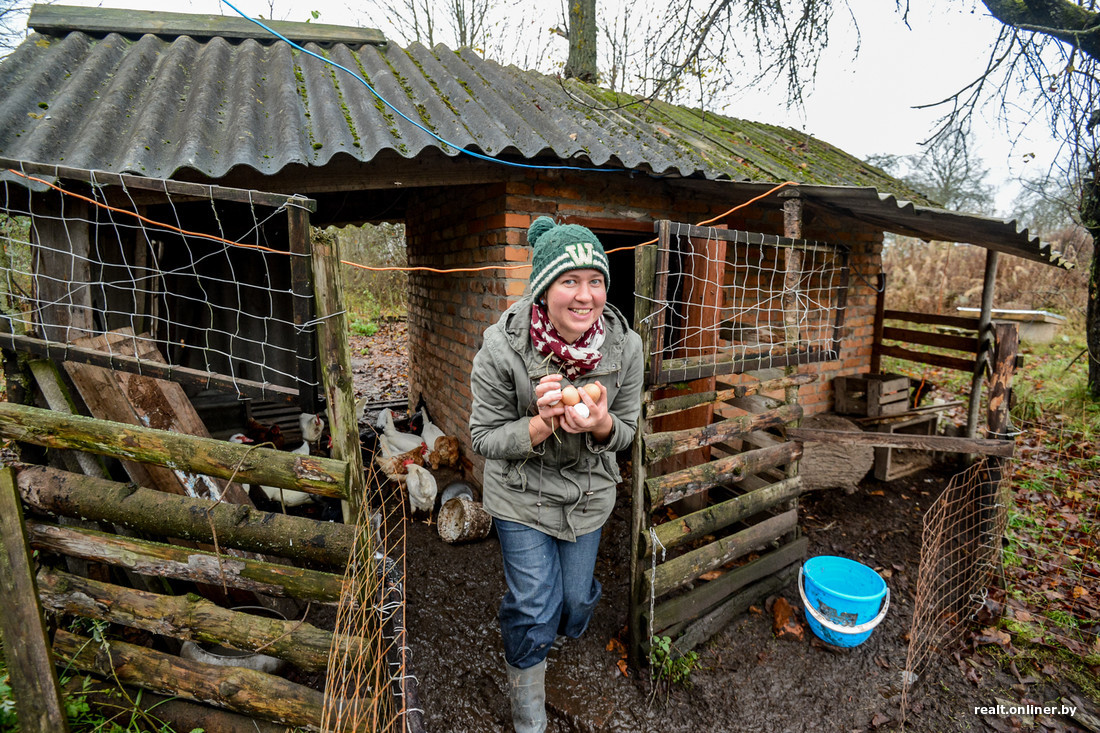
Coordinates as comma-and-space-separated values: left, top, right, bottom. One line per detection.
351, 323, 1096, 733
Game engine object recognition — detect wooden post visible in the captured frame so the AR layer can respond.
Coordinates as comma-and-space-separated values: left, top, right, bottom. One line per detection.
966, 250, 999, 439
780, 192, 804, 543
0, 468, 70, 732
870, 272, 887, 374
287, 200, 319, 415
309, 228, 367, 523
629, 241, 657, 666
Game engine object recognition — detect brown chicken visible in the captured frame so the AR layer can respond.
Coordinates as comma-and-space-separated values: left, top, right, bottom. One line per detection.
427, 435, 461, 471
376, 444, 427, 484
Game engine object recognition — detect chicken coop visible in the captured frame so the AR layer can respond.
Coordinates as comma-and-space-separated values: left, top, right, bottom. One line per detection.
0, 159, 419, 732
0, 5, 1079, 728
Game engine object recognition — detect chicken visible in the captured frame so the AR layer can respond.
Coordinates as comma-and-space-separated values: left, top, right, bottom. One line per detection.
420, 407, 445, 450
428, 436, 461, 471
375, 444, 426, 482
244, 417, 285, 450
405, 463, 437, 518
299, 412, 325, 446
377, 408, 429, 457
228, 433, 315, 510
419, 406, 461, 470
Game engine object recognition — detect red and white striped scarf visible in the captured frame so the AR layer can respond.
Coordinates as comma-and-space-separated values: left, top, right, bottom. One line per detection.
529, 303, 604, 379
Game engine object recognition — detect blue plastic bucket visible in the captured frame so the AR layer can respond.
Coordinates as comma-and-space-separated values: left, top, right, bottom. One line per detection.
798, 556, 889, 647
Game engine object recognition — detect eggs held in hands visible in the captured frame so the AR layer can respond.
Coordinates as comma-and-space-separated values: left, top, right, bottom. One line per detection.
559, 383, 601, 419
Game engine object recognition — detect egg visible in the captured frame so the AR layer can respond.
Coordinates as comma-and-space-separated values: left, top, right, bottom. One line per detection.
560, 385, 581, 406
573, 402, 590, 419
582, 383, 601, 401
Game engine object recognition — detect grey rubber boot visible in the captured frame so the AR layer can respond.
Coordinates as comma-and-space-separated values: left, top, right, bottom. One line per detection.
504, 659, 547, 733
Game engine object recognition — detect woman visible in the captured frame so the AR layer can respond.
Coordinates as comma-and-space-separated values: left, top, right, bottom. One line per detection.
470, 216, 643, 732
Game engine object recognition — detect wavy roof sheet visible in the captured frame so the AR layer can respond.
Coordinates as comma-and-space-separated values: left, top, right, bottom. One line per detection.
0, 8, 921, 196
0, 6, 1069, 268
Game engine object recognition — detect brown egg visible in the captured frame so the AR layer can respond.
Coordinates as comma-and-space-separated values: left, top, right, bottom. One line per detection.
582, 383, 602, 401
560, 385, 581, 406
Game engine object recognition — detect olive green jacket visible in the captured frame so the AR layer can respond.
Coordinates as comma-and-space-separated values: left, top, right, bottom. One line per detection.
469, 296, 644, 541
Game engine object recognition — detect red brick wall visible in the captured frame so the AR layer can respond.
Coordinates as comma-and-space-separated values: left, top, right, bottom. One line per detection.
403, 173, 883, 484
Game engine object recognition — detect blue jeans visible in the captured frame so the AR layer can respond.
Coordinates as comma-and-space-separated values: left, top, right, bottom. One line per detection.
495, 520, 603, 670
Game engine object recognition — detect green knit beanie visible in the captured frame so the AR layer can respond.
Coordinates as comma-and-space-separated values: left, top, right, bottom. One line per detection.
527, 216, 610, 299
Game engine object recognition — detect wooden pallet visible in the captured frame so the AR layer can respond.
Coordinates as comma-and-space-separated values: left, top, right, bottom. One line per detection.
834, 373, 910, 418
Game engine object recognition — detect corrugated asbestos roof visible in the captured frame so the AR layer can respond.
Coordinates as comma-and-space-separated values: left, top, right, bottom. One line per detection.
0, 6, 1069, 267
0, 8, 922, 189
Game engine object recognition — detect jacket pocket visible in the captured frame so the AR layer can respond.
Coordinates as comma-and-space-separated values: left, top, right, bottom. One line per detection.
501, 460, 528, 493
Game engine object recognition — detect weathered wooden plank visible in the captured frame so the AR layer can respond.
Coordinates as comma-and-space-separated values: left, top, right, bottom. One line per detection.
646, 373, 816, 419
987, 323, 1019, 439
310, 229, 367, 522
882, 325, 979, 354
645, 404, 801, 464
650, 221, 672, 384
0, 402, 348, 498
0, 332, 299, 404
883, 309, 981, 331
38, 568, 348, 672
52, 629, 325, 732
28, 521, 346, 604
30, 195, 94, 344
673, 564, 799, 653
2, 158, 318, 212
15, 464, 353, 567
651, 537, 806, 633
656, 347, 833, 383
787, 427, 1015, 457
629, 240, 658, 667
647, 442, 802, 508
28, 4, 385, 46
643, 476, 802, 556
66, 329, 253, 504
646, 509, 797, 597
0, 468, 70, 733
876, 343, 976, 373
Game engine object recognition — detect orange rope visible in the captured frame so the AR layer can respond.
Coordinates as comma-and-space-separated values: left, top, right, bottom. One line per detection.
6, 169, 289, 256
8, 167, 798, 273
604, 180, 799, 254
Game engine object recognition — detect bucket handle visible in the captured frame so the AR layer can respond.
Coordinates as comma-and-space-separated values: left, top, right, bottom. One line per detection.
798, 566, 890, 636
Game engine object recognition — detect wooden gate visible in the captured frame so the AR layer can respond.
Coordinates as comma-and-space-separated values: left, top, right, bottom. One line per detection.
628, 219, 851, 661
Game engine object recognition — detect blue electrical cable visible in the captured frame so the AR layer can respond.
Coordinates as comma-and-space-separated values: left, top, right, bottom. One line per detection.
220, 0, 625, 173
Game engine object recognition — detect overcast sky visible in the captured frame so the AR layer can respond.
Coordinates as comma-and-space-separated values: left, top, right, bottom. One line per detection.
8, 0, 1065, 214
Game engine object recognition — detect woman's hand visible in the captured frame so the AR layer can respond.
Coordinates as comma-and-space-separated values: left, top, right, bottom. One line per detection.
559, 381, 612, 440
531, 374, 566, 440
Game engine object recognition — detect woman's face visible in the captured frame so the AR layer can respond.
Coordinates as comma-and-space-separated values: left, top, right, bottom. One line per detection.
543, 268, 607, 343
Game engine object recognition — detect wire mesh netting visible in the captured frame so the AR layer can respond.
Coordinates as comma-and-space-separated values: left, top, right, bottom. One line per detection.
902, 458, 1010, 713
643, 221, 849, 381
0, 161, 319, 396
323, 460, 418, 732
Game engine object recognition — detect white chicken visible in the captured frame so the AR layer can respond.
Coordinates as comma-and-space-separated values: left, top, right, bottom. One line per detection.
228, 434, 316, 510
420, 407, 446, 452
299, 412, 325, 449
377, 408, 429, 458
405, 463, 438, 518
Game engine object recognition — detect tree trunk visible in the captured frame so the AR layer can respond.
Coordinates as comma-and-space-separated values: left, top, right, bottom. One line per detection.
52, 629, 326, 731
1083, 173, 1100, 399
565, 0, 598, 82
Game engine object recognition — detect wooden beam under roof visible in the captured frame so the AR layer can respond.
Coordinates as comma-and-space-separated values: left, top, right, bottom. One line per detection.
28, 4, 386, 46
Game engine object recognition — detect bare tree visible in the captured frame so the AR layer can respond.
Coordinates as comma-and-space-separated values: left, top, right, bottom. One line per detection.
565, 0, 597, 82
0, 0, 32, 55
870, 126, 996, 215
921, 0, 1100, 396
